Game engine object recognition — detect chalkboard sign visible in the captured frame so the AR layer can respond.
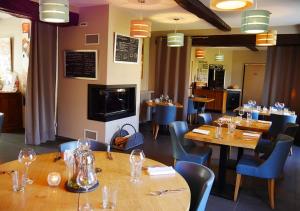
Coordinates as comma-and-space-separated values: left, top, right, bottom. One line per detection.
64, 50, 97, 79
114, 33, 140, 64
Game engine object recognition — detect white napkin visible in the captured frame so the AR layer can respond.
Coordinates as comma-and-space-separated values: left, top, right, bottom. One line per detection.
147, 166, 176, 176
257, 120, 271, 124
243, 132, 260, 137
168, 103, 174, 106
192, 129, 210, 135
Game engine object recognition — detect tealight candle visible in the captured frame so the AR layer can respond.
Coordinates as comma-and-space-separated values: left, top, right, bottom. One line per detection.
47, 172, 61, 187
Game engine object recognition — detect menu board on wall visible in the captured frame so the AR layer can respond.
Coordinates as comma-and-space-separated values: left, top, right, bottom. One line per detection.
64, 50, 97, 79
114, 33, 140, 64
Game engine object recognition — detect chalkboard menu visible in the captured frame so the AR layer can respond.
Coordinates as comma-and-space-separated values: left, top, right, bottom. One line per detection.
114, 33, 140, 64
64, 50, 97, 79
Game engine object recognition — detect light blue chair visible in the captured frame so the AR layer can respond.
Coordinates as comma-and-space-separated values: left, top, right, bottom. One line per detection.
234, 134, 293, 209
198, 113, 212, 125
59, 140, 107, 152
153, 105, 176, 140
175, 161, 215, 211
0, 112, 3, 133
169, 121, 212, 165
187, 98, 198, 124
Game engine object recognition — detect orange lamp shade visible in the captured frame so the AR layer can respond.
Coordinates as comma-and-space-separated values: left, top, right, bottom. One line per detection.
256, 30, 277, 46
195, 49, 205, 59
130, 20, 151, 38
22, 23, 30, 33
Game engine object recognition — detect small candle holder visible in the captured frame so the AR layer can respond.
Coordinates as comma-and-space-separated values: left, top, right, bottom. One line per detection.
47, 172, 61, 187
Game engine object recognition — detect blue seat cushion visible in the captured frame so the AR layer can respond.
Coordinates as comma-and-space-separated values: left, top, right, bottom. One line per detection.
178, 146, 212, 164
236, 155, 262, 176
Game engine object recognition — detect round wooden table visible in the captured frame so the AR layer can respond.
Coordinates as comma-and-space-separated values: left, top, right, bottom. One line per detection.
0, 152, 190, 210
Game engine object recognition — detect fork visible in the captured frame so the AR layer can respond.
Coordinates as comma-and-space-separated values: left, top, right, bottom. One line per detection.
149, 188, 186, 196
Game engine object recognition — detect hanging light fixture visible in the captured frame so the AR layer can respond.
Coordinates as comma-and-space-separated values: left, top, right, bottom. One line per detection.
215, 49, 224, 61
39, 0, 69, 23
130, 0, 151, 38
210, 0, 253, 11
195, 49, 205, 59
167, 18, 184, 47
256, 30, 277, 46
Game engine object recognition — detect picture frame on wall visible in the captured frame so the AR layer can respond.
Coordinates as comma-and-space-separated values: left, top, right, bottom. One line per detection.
0, 37, 12, 73
113, 33, 140, 64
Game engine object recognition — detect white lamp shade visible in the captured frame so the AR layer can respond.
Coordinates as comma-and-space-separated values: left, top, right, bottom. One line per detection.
215, 54, 224, 61
39, 0, 69, 23
130, 20, 151, 38
256, 30, 277, 46
210, 0, 253, 11
167, 33, 184, 47
195, 49, 205, 59
241, 10, 271, 34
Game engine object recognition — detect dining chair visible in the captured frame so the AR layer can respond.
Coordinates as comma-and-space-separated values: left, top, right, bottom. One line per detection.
0, 112, 3, 133
175, 161, 215, 211
234, 134, 294, 209
169, 121, 212, 166
198, 113, 212, 125
153, 105, 176, 140
59, 140, 107, 152
269, 113, 297, 138
187, 98, 198, 124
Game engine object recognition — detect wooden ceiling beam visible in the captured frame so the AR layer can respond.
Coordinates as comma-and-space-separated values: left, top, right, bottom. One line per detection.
174, 0, 231, 31
0, 0, 79, 26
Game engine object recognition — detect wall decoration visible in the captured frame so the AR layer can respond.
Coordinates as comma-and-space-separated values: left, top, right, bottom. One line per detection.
114, 33, 140, 64
0, 37, 12, 73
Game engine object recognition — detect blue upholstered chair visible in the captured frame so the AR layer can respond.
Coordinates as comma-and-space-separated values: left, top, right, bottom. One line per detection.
187, 98, 198, 124
269, 113, 297, 138
169, 121, 212, 165
59, 140, 107, 152
198, 113, 212, 125
234, 134, 294, 209
153, 105, 176, 140
0, 112, 3, 133
175, 161, 215, 211
251, 111, 259, 120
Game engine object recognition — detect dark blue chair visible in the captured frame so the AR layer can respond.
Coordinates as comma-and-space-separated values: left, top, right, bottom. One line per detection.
198, 113, 212, 125
169, 121, 212, 165
175, 161, 215, 211
59, 140, 107, 152
251, 111, 259, 120
234, 134, 294, 209
269, 113, 297, 138
153, 105, 176, 140
0, 112, 3, 133
187, 98, 198, 124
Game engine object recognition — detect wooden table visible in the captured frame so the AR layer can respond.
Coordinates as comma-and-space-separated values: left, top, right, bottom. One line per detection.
146, 101, 183, 109
185, 125, 261, 199
0, 152, 190, 211
191, 97, 215, 103
233, 106, 295, 117
213, 116, 272, 133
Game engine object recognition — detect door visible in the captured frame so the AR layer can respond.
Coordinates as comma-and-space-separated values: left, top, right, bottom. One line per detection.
242, 64, 266, 105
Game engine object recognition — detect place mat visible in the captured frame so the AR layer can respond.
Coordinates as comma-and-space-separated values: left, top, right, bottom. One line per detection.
243, 132, 260, 137
192, 129, 210, 135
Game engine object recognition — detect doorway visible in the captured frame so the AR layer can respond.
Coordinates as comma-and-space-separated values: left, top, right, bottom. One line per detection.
242, 63, 266, 105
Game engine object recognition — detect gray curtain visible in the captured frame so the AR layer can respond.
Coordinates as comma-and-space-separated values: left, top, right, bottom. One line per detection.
25, 21, 57, 145
154, 36, 191, 120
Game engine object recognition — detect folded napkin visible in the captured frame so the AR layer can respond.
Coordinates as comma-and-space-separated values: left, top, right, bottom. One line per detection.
192, 129, 210, 135
168, 103, 174, 106
257, 120, 271, 124
147, 166, 176, 176
243, 132, 260, 137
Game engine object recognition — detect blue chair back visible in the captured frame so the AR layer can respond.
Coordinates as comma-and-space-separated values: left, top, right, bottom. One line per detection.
0, 112, 3, 133
169, 121, 189, 160
283, 123, 299, 138
59, 140, 107, 152
251, 111, 259, 120
175, 161, 215, 211
257, 134, 293, 179
198, 113, 212, 125
188, 98, 197, 115
153, 105, 176, 125
269, 114, 297, 137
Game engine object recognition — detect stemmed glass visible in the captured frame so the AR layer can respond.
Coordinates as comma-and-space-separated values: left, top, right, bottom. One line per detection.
239, 109, 244, 119
274, 102, 280, 110
129, 149, 145, 183
18, 148, 37, 184
279, 103, 285, 112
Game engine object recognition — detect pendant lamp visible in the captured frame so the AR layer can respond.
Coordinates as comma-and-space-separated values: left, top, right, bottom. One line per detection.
167, 18, 184, 47
256, 30, 277, 46
130, 0, 151, 38
195, 49, 205, 59
210, 0, 253, 11
39, 0, 69, 23
241, 9, 270, 34
215, 50, 224, 61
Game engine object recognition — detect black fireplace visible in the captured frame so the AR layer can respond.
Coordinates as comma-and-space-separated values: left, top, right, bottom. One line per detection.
88, 84, 136, 122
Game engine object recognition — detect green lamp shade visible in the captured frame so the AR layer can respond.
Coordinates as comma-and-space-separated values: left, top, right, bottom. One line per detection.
215, 54, 224, 61
241, 10, 271, 34
39, 0, 69, 23
167, 33, 184, 47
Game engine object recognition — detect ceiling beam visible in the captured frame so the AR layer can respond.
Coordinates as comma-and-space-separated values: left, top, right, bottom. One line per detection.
0, 0, 79, 26
174, 0, 231, 32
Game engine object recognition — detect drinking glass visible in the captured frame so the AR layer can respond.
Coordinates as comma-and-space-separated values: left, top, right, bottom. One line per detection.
246, 112, 252, 122
129, 149, 145, 183
238, 109, 244, 119
102, 185, 118, 209
18, 148, 36, 184
11, 170, 25, 192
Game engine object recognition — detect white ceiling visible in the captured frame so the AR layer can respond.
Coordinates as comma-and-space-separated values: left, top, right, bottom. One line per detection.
0, 12, 13, 20
68, 0, 300, 31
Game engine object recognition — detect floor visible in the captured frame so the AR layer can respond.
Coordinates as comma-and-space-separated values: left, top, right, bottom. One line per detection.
0, 122, 299, 211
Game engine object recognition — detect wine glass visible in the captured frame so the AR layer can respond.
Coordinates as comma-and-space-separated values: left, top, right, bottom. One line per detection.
239, 109, 244, 119
129, 149, 145, 183
274, 102, 280, 110
279, 103, 285, 111
18, 148, 37, 184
